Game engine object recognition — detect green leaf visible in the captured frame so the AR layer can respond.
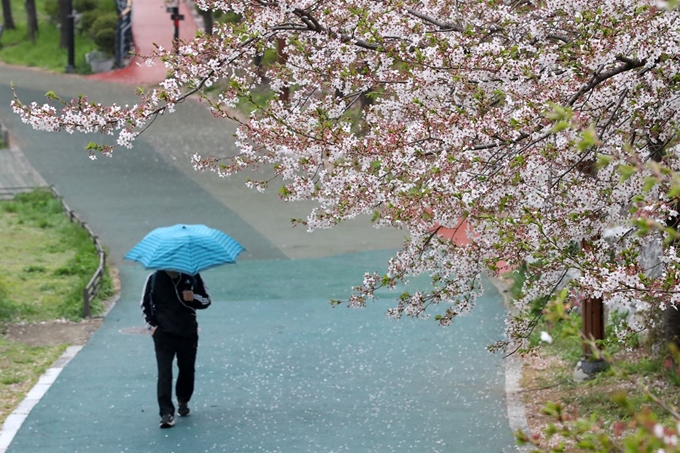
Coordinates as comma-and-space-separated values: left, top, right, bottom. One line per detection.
618, 164, 636, 182
551, 120, 570, 133
642, 177, 658, 193
668, 185, 680, 198
577, 126, 598, 151
545, 102, 573, 121
595, 154, 612, 170
499, 196, 507, 213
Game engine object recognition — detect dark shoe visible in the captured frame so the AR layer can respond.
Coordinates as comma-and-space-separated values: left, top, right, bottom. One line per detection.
159, 414, 175, 428
178, 401, 190, 417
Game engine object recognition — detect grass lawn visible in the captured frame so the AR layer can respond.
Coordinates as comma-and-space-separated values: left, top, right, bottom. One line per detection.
0, 336, 66, 424
0, 0, 97, 73
502, 267, 680, 451
0, 188, 114, 425
0, 189, 113, 322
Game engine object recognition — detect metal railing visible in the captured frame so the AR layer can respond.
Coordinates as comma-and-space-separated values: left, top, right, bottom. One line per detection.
1, 185, 106, 317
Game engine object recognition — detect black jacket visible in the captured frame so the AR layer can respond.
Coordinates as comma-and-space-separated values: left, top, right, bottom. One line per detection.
140, 271, 211, 337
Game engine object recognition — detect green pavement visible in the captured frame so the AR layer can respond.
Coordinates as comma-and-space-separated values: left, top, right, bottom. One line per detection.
7, 261, 514, 453
0, 64, 518, 452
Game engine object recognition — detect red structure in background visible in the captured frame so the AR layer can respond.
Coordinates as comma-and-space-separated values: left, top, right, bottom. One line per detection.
437, 218, 514, 275
437, 218, 470, 247
88, 0, 197, 86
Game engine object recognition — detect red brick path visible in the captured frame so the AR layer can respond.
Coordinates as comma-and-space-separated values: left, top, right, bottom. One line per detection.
87, 0, 198, 86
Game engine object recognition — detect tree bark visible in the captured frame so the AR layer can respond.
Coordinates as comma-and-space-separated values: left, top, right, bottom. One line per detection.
25, 0, 38, 43
276, 37, 289, 102
665, 306, 680, 351
58, 0, 69, 48
579, 240, 606, 358
200, 9, 213, 35
582, 297, 605, 358
648, 138, 680, 353
2, 0, 15, 30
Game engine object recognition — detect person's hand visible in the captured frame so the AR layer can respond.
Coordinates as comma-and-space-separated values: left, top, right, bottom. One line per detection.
182, 290, 194, 301
151, 326, 158, 335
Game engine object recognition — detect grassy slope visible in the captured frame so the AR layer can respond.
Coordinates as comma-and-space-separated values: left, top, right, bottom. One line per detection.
0, 337, 65, 424
0, 189, 114, 425
506, 266, 680, 450
0, 189, 113, 322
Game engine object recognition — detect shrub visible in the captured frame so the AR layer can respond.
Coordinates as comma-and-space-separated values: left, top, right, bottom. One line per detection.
88, 13, 117, 54
89, 13, 118, 39
94, 28, 116, 55
73, 0, 97, 12
43, 0, 60, 25
78, 10, 99, 34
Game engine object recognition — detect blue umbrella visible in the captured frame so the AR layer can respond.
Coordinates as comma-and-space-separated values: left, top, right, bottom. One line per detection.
124, 224, 245, 275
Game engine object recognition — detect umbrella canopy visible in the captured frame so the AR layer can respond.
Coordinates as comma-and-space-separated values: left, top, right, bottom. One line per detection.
124, 224, 245, 275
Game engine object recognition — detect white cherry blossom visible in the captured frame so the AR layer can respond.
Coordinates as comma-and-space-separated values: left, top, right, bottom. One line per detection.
10, 0, 680, 348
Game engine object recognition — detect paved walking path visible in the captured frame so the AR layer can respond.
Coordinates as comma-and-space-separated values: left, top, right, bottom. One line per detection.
0, 145, 47, 199
0, 5, 527, 449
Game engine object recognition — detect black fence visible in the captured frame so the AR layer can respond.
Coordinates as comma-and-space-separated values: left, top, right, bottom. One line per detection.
1, 186, 106, 317
115, 0, 133, 68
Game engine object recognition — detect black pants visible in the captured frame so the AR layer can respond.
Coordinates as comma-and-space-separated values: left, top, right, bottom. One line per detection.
152, 329, 198, 416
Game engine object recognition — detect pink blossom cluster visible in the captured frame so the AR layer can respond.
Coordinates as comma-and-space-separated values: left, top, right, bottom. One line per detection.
12, 0, 680, 344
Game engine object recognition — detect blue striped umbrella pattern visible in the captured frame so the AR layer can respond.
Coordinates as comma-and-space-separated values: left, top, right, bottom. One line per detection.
124, 224, 245, 275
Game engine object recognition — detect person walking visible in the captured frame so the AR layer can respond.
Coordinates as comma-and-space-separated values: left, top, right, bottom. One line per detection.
140, 269, 211, 428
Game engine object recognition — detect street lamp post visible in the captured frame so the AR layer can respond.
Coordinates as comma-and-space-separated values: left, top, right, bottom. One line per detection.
166, 3, 184, 47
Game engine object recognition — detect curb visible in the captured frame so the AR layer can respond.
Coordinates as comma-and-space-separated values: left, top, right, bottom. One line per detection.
505, 354, 533, 452
487, 275, 533, 452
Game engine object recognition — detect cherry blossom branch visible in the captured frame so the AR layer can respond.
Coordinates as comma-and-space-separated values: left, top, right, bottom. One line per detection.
597, 88, 629, 136
567, 56, 646, 107
503, 268, 570, 358
404, 7, 463, 32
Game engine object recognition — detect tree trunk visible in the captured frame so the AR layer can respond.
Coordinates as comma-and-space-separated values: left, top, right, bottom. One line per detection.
582, 297, 605, 358
665, 201, 680, 354
579, 240, 606, 358
276, 37, 289, 102
25, 0, 38, 43
58, 0, 69, 48
650, 138, 680, 353
665, 306, 680, 351
2, 0, 15, 30
200, 9, 213, 35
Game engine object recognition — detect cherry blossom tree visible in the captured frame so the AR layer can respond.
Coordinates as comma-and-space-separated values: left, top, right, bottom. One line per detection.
11, 0, 680, 349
